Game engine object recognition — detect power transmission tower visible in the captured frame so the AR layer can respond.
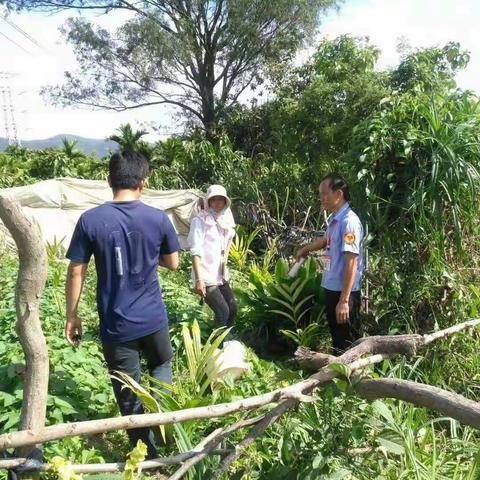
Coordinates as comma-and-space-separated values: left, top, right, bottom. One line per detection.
0, 71, 20, 146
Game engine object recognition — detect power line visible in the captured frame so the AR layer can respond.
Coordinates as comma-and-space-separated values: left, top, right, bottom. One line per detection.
0, 30, 31, 54
1, 16, 47, 52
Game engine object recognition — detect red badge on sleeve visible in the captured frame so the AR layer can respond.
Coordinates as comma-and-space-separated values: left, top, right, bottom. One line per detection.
344, 232, 355, 245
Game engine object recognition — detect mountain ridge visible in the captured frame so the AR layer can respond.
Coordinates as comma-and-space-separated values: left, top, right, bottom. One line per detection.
0, 134, 118, 158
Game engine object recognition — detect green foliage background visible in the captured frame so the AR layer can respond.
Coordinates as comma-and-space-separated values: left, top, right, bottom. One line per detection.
1, 35, 480, 479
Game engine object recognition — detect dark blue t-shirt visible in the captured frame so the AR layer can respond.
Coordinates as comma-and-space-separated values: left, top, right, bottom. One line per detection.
66, 200, 180, 343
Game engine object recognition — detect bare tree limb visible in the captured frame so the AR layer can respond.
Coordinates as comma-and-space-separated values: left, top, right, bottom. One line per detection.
0, 355, 385, 452
0, 417, 264, 474
167, 427, 223, 480
296, 319, 480, 371
0, 448, 233, 473
1, 319, 479, 456
168, 415, 265, 480
213, 399, 296, 480
0, 416, 265, 475
354, 378, 480, 429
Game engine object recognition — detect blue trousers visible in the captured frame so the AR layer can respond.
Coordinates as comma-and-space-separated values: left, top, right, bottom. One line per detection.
102, 325, 173, 459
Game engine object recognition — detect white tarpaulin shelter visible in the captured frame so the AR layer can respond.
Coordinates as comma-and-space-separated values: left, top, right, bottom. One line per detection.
0, 178, 203, 250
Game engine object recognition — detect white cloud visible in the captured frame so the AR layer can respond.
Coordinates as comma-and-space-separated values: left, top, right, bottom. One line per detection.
318, 0, 480, 92
0, 0, 479, 141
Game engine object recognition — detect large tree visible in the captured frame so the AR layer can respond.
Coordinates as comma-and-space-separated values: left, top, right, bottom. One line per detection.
7, 0, 339, 137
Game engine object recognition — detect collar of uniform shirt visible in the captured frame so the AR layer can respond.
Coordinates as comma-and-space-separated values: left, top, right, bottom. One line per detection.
329, 202, 350, 225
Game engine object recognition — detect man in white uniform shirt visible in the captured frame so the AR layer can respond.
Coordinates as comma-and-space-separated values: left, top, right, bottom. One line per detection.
298, 173, 364, 353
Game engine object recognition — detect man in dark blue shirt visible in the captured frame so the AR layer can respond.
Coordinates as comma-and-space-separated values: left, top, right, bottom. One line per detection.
65, 150, 180, 458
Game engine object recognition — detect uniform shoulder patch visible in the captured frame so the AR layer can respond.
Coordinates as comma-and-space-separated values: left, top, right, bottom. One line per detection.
344, 232, 355, 245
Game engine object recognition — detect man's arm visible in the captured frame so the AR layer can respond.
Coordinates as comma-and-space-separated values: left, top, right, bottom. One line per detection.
159, 251, 179, 270
297, 236, 327, 259
65, 261, 88, 345
335, 252, 358, 324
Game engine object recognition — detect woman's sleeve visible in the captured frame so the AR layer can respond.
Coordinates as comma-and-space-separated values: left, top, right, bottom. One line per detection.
188, 217, 204, 257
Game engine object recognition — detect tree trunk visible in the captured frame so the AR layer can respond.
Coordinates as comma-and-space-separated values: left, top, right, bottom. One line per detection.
200, 77, 217, 142
0, 197, 48, 478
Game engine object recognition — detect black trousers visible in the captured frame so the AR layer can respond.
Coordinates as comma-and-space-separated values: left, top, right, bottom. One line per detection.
204, 282, 237, 327
324, 289, 362, 354
102, 325, 173, 459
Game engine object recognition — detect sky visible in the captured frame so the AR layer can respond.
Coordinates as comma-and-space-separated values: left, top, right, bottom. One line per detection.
0, 0, 478, 141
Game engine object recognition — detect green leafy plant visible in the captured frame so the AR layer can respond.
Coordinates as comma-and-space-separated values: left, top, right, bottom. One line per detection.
123, 440, 147, 480
229, 225, 263, 270
182, 319, 231, 396
280, 322, 323, 349
237, 257, 325, 350
49, 456, 83, 480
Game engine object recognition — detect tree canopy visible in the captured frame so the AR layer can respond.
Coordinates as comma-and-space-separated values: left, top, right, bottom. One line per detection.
6, 0, 339, 137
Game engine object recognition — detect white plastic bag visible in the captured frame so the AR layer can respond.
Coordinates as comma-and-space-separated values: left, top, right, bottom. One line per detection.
208, 340, 249, 382
288, 257, 306, 277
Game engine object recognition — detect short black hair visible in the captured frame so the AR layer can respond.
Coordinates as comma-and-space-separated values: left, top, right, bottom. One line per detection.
108, 150, 150, 191
320, 173, 350, 201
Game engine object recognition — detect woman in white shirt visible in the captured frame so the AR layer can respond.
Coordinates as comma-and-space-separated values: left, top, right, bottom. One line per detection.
187, 185, 237, 328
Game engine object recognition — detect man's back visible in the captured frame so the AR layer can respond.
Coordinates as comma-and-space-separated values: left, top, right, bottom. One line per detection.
66, 200, 179, 342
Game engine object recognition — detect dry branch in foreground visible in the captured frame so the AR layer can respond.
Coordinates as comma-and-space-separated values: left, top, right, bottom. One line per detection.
354, 378, 480, 428
296, 318, 480, 371
1, 319, 480, 478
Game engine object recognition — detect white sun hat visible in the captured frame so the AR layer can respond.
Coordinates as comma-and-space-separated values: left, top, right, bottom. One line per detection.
204, 184, 232, 209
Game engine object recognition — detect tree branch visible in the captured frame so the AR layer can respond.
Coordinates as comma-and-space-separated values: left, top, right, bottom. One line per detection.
0, 448, 233, 473
296, 319, 480, 371
354, 378, 480, 429
213, 399, 296, 480
0, 417, 262, 475
0, 354, 386, 452
168, 415, 262, 480
1, 319, 479, 454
